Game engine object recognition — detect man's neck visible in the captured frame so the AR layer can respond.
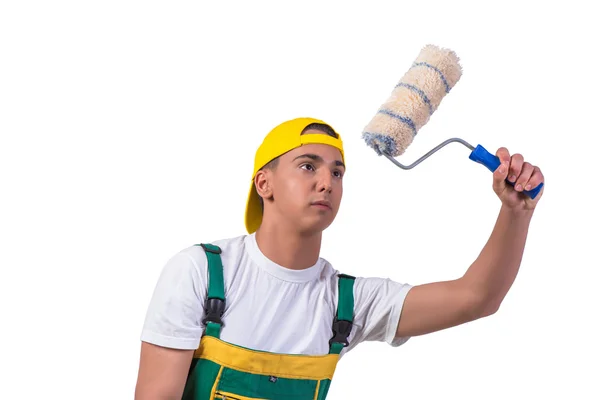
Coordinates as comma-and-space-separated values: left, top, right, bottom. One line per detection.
254, 221, 322, 270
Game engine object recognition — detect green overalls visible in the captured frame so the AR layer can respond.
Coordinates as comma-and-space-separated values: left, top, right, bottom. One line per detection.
182, 243, 356, 400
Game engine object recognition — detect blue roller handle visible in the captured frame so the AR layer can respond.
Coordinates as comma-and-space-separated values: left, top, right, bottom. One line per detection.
468, 144, 543, 199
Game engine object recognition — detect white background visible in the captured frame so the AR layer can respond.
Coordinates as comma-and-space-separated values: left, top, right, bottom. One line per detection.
1, 1, 598, 398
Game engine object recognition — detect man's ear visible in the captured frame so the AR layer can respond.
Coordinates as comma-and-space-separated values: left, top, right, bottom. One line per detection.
254, 170, 273, 201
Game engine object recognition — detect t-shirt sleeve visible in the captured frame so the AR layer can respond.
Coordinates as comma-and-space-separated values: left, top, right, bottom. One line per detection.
140, 250, 208, 350
347, 276, 413, 350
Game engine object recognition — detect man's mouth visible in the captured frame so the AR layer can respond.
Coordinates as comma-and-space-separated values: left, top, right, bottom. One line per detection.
311, 201, 332, 210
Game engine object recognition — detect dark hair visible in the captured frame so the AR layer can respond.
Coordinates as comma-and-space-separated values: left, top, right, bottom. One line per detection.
261, 123, 338, 171
301, 122, 338, 139
256, 122, 338, 207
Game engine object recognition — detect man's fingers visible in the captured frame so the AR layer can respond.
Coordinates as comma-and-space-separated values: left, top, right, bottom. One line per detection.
491, 147, 545, 203
493, 148, 510, 193
524, 166, 544, 192
495, 147, 511, 169
508, 153, 524, 183
514, 162, 534, 191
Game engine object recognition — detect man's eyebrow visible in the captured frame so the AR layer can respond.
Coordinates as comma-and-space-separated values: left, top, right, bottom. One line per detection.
293, 153, 345, 169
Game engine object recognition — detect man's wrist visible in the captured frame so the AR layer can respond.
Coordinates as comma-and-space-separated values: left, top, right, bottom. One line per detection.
500, 203, 535, 220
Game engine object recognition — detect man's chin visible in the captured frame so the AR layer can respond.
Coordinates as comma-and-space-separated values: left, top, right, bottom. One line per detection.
298, 217, 335, 236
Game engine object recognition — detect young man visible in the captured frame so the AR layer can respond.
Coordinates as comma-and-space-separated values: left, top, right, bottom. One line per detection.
135, 117, 545, 399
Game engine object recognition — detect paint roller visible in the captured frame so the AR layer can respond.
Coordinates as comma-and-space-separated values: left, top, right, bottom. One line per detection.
362, 44, 543, 199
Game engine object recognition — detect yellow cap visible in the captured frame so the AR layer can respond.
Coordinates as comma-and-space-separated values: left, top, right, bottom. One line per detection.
244, 117, 345, 233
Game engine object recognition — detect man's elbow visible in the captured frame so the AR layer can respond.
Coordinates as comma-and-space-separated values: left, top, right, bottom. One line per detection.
463, 289, 502, 322
475, 296, 502, 319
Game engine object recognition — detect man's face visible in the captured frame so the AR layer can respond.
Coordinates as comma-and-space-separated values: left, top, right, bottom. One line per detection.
259, 133, 345, 234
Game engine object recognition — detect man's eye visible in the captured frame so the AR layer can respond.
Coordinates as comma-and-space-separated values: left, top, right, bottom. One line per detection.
301, 164, 314, 171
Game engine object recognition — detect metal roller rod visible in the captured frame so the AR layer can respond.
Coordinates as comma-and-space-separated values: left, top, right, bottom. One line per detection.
378, 137, 475, 170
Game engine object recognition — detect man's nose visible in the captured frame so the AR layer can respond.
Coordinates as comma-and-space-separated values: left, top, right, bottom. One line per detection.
317, 170, 332, 192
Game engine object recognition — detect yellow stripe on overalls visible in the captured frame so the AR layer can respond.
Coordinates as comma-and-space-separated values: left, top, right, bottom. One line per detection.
196, 335, 339, 380
182, 243, 356, 400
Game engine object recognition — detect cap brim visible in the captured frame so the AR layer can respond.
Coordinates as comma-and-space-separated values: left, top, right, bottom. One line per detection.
244, 179, 263, 234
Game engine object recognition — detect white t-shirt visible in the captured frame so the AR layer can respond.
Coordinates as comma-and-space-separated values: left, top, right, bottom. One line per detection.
140, 233, 413, 357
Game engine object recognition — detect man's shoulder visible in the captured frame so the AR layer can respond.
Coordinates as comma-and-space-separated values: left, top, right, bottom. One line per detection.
315, 257, 351, 284
175, 233, 249, 266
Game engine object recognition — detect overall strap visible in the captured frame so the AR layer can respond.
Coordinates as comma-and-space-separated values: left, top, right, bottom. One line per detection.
329, 273, 355, 354
197, 243, 225, 338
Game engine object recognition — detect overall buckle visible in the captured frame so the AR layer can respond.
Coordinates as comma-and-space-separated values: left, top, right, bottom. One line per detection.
203, 297, 225, 325
329, 318, 352, 347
